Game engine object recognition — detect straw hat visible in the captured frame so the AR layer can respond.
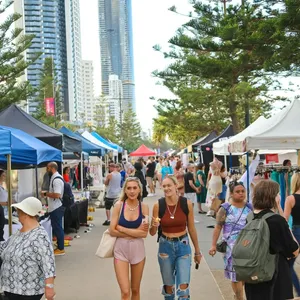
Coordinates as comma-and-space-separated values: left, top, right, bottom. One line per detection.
12, 197, 42, 216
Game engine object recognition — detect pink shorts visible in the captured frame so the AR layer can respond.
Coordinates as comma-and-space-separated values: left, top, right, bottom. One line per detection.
114, 238, 145, 265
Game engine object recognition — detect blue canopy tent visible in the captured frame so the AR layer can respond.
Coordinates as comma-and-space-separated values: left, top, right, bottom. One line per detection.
0, 126, 62, 235
0, 126, 62, 167
59, 127, 105, 156
91, 132, 123, 153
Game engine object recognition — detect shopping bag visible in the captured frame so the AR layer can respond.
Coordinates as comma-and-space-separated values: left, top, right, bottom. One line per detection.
95, 229, 116, 258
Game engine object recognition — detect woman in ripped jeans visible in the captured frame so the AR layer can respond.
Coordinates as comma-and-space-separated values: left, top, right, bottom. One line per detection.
150, 176, 202, 299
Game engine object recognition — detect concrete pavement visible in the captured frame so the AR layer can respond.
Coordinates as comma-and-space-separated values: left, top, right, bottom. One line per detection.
52, 193, 225, 299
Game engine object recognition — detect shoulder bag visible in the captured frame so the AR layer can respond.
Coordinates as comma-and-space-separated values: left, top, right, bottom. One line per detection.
95, 202, 123, 258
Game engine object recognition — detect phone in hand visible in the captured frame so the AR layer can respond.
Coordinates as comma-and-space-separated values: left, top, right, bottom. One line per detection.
195, 263, 199, 270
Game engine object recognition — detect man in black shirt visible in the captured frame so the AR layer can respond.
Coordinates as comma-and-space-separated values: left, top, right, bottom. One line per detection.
184, 163, 200, 223
146, 156, 156, 196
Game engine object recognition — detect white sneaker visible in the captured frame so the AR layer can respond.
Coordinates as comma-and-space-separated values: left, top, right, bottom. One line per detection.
152, 193, 156, 196
194, 219, 200, 223
148, 193, 154, 197
206, 210, 215, 217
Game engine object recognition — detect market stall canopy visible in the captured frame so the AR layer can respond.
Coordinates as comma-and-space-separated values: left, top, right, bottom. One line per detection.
91, 132, 123, 153
191, 131, 218, 152
59, 127, 104, 156
242, 99, 300, 151
201, 125, 234, 151
213, 116, 267, 155
129, 145, 156, 157
0, 125, 62, 168
63, 151, 89, 160
81, 131, 115, 152
0, 104, 82, 152
0, 129, 11, 156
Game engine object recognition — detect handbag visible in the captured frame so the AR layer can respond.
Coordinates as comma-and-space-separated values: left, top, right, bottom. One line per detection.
216, 205, 246, 253
95, 202, 123, 258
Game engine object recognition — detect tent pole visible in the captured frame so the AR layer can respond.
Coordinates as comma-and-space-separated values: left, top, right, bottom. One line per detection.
81, 153, 84, 193
246, 152, 250, 202
224, 155, 228, 171
7, 154, 12, 236
35, 166, 39, 198
200, 151, 204, 163
229, 153, 232, 169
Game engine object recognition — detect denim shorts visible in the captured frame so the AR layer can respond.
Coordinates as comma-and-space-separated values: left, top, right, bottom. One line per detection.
158, 234, 192, 299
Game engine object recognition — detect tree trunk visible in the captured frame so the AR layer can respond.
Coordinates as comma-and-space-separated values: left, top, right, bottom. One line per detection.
229, 101, 240, 134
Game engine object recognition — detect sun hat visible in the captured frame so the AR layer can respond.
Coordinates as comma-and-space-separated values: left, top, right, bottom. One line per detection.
11, 197, 43, 216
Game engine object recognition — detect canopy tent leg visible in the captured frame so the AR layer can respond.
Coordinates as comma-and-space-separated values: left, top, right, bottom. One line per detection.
200, 151, 204, 163
229, 153, 232, 169
7, 154, 12, 236
35, 166, 39, 198
246, 152, 250, 202
224, 155, 228, 171
81, 153, 84, 193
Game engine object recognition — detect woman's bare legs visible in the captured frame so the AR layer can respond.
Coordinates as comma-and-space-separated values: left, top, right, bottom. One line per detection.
114, 259, 130, 300
231, 282, 244, 300
131, 259, 146, 300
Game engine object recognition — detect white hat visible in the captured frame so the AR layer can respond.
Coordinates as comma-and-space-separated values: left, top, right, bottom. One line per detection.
12, 197, 43, 216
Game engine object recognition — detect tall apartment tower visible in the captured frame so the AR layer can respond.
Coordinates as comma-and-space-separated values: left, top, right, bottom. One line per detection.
98, 0, 136, 113
65, 0, 83, 121
14, 0, 69, 114
82, 60, 95, 124
107, 74, 122, 123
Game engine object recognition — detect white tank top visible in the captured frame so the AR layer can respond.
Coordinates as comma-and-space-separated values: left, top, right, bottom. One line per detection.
107, 172, 121, 198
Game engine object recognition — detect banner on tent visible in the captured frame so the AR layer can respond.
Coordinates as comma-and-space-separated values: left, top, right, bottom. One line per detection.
45, 98, 55, 116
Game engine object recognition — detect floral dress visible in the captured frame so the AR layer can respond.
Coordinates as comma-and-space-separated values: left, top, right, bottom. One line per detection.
219, 203, 252, 282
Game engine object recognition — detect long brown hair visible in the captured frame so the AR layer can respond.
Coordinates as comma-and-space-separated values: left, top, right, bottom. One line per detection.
175, 160, 182, 171
291, 173, 300, 194
120, 177, 143, 202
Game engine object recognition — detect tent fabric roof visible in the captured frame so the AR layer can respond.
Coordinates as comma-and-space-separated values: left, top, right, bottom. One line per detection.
81, 131, 115, 152
0, 125, 62, 167
91, 132, 123, 153
59, 127, 104, 156
213, 117, 267, 155
0, 129, 11, 156
201, 125, 234, 149
191, 131, 218, 152
245, 99, 300, 151
129, 145, 156, 157
0, 104, 82, 152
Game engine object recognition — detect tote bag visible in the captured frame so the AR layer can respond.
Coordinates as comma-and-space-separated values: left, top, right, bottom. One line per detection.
95, 202, 123, 258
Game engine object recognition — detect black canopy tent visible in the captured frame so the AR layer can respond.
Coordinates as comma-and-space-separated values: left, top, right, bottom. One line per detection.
191, 131, 218, 153
0, 104, 82, 152
199, 125, 239, 169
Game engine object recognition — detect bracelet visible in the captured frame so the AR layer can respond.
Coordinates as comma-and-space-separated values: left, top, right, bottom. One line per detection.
194, 252, 202, 256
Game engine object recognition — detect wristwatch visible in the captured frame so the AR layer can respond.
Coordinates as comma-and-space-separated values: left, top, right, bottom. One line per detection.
45, 283, 54, 289
43, 192, 47, 197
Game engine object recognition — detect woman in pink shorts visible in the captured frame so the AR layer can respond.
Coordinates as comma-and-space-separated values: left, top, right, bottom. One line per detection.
110, 177, 149, 300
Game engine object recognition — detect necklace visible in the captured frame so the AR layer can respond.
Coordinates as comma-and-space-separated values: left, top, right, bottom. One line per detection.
166, 200, 178, 219
127, 203, 139, 211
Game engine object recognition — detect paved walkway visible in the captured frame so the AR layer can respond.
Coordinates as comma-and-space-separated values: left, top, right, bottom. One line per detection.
52, 193, 224, 299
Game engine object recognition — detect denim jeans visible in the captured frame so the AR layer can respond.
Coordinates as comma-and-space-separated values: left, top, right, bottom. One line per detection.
158, 235, 192, 299
289, 226, 300, 296
50, 206, 65, 250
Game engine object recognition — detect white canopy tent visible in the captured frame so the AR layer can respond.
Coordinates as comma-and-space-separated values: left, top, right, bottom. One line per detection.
82, 131, 116, 153
213, 116, 267, 155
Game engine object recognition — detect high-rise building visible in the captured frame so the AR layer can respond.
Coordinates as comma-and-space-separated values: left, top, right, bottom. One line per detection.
82, 60, 95, 124
107, 74, 122, 123
14, 0, 69, 114
98, 0, 136, 112
65, 0, 83, 121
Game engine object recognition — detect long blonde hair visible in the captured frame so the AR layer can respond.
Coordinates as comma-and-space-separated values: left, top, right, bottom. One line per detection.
291, 173, 300, 194
120, 177, 143, 202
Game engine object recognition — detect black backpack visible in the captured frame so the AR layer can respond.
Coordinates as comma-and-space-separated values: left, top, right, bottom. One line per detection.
52, 176, 75, 208
157, 196, 189, 242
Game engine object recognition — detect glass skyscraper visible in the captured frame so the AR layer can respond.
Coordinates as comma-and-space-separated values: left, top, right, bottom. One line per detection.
98, 0, 136, 112
14, 0, 69, 115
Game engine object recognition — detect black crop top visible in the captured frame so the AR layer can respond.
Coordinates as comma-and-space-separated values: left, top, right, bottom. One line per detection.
291, 194, 300, 226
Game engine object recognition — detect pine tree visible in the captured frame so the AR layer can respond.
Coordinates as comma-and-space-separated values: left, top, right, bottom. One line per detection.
119, 105, 142, 152
34, 57, 63, 128
0, 1, 40, 110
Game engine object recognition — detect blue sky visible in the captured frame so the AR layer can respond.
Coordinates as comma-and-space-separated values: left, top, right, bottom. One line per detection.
80, 0, 191, 132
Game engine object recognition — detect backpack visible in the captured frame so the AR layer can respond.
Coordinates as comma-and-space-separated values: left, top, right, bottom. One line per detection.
232, 211, 276, 283
52, 176, 75, 208
157, 197, 189, 242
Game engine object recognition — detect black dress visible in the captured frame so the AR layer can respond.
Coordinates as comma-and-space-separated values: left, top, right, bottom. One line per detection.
245, 210, 298, 300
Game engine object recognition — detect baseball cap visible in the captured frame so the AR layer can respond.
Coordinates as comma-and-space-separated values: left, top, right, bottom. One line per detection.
12, 197, 43, 216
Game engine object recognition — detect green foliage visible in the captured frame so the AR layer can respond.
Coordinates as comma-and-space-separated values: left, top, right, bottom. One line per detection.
153, 0, 293, 145
0, 2, 40, 110
33, 57, 63, 128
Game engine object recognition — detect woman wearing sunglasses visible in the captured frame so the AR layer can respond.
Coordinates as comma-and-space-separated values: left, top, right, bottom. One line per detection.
110, 177, 149, 300
150, 175, 201, 299
209, 181, 252, 300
